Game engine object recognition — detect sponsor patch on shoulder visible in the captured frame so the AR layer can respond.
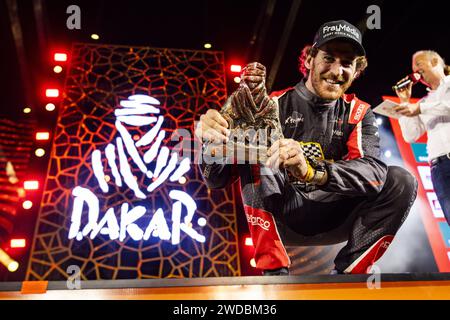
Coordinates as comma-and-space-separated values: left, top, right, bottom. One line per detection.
349, 100, 370, 124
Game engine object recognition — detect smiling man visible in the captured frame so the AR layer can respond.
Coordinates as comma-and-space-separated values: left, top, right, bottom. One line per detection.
196, 20, 418, 275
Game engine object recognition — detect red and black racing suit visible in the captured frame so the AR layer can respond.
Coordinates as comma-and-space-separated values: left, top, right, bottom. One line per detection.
200, 80, 417, 274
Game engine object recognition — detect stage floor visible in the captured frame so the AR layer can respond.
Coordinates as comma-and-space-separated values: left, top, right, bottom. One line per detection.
1, 273, 450, 300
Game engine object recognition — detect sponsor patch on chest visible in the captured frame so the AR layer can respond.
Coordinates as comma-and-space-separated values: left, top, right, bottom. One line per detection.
284, 111, 304, 127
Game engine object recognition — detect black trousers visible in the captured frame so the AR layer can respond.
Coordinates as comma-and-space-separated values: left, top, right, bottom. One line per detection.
239, 165, 418, 273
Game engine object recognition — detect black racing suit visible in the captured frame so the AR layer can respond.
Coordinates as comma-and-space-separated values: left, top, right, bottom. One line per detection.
200, 80, 418, 274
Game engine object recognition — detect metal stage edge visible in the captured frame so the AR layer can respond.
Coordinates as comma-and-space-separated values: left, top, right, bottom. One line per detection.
1, 273, 450, 299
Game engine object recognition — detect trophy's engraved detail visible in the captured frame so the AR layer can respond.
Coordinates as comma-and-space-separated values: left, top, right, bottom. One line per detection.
205, 62, 284, 163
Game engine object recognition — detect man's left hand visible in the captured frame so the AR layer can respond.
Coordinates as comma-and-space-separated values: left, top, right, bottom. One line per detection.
393, 102, 421, 117
265, 139, 308, 179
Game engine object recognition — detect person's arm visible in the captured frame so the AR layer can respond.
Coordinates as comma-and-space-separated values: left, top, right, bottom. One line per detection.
194, 107, 237, 189
398, 115, 426, 142
394, 80, 450, 117
319, 108, 387, 196
198, 161, 240, 189
419, 84, 450, 116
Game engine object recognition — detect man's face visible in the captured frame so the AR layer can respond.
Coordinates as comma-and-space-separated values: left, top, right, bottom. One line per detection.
412, 53, 437, 87
306, 40, 359, 100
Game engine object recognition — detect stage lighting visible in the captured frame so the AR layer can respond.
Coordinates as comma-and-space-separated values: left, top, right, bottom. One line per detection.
376, 118, 383, 125
245, 237, 253, 246
230, 65, 242, 73
45, 89, 59, 98
54, 66, 63, 74
250, 258, 256, 268
91, 34, 100, 40
198, 217, 207, 227
204, 43, 212, 49
36, 132, 50, 141
35, 148, 45, 157
384, 150, 392, 158
23, 107, 31, 114
8, 262, 19, 272
54, 53, 67, 62
233, 77, 241, 83
178, 176, 187, 184
8, 177, 18, 184
24, 181, 39, 190
17, 188, 25, 198
0, 248, 19, 272
22, 201, 33, 209
45, 103, 56, 111
10, 239, 26, 248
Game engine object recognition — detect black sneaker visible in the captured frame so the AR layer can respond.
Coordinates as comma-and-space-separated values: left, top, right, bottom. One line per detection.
263, 267, 289, 276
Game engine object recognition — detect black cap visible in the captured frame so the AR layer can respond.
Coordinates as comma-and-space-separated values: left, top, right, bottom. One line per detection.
312, 20, 365, 56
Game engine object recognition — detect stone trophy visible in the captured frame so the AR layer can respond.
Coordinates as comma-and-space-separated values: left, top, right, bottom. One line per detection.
203, 62, 284, 164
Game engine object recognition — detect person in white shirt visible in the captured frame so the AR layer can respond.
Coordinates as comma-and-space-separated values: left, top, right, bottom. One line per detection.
394, 50, 450, 225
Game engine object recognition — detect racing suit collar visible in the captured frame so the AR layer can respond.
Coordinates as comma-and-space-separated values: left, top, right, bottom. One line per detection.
295, 80, 337, 110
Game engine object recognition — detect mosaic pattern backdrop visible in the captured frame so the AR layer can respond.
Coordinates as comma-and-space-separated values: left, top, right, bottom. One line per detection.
0, 119, 35, 245
26, 44, 241, 280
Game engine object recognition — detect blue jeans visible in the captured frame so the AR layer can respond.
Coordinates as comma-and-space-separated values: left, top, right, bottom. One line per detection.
431, 156, 450, 225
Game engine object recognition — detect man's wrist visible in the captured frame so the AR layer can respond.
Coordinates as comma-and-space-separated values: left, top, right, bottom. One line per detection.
312, 169, 328, 185
295, 164, 314, 182
309, 160, 328, 185
294, 163, 328, 185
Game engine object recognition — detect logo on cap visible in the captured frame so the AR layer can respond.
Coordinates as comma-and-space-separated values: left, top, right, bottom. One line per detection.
313, 20, 365, 55
323, 23, 360, 40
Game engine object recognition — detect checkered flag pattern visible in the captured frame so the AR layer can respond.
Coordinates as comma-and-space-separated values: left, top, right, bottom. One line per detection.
299, 142, 324, 161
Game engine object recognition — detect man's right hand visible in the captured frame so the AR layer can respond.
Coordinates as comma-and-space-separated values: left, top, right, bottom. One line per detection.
394, 76, 413, 103
194, 109, 230, 144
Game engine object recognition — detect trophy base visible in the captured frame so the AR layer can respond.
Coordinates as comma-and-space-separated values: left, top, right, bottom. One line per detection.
204, 142, 269, 164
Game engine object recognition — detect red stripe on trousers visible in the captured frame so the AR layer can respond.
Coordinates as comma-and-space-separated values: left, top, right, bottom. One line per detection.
348, 235, 394, 274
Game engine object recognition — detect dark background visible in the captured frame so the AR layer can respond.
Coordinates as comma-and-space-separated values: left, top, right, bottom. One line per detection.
1, 0, 448, 120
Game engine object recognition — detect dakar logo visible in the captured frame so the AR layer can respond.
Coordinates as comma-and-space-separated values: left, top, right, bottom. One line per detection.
68, 94, 206, 245
246, 213, 271, 231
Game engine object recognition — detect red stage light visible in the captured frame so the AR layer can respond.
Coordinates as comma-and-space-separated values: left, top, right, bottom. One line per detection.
24, 181, 39, 190
245, 237, 253, 246
36, 132, 50, 141
54, 66, 63, 74
230, 65, 242, 73
10, 239, 26, 248
45, 103, 56, 111
22, 200, 33, 210
46, 89, 59, 98
54, 53, 67, 62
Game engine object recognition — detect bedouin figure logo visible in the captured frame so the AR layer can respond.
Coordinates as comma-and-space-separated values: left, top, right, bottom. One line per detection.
68, 94, 206, 245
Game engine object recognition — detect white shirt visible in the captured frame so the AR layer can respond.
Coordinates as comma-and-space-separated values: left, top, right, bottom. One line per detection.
399, 75, 450, 160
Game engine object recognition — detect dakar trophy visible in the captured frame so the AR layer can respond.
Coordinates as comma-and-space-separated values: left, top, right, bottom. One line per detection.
203, 62, 284, 164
